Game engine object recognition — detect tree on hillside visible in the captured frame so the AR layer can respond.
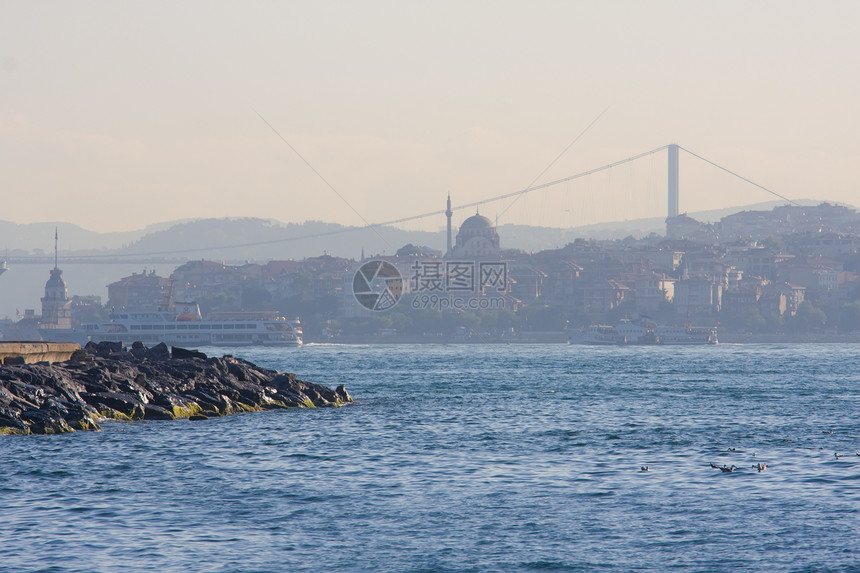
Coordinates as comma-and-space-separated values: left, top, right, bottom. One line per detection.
786, 301, 827, 333
241, 286, 272, 310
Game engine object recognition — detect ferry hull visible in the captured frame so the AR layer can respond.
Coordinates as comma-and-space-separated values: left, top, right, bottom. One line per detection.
80, 307, 302, 348
583, 323, 717, 346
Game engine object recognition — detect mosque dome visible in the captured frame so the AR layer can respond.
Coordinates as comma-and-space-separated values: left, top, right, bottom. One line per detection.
459, 214, 494, 230
452, 211, 500, 259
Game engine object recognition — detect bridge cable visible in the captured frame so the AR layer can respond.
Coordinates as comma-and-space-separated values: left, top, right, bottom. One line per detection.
56, 144, 791, 261
678, 146, 800, 207
497, 106, 609, 221
57, 145, 673, 260
252, 108, 392, 248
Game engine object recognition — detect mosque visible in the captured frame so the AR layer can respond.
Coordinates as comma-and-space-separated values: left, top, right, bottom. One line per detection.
445, 194, 501, 260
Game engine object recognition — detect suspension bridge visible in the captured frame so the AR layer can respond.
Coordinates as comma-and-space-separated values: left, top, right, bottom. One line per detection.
379, 143, 798, 236
13, 144, 799, 262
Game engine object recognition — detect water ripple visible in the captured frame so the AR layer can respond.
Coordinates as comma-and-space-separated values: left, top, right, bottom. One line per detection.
1, 344, 859, 572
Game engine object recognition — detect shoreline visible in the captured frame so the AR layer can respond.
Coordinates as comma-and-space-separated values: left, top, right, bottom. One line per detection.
0, 341, 352, 435
306, 332, 860, 345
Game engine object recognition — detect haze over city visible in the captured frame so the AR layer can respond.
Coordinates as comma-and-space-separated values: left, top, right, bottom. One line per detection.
2, 1, 858, 234
5, 5, 860, 571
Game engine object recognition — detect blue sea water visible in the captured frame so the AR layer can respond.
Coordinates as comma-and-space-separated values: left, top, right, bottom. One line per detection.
1, 343, 859, 572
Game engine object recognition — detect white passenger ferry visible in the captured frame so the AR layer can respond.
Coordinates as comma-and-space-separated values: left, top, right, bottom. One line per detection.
81, 302, 302, 347
584, 319, 717, 345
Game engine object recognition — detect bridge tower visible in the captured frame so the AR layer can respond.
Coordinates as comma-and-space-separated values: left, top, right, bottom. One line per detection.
667, 143, 679, 218
445, 192, 453, 258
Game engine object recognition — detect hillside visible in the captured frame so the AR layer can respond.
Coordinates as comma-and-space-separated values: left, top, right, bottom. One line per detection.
0, 199, 838, 262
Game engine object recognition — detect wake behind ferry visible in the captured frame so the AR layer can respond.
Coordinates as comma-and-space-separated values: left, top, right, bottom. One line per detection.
81, 301, 302, 347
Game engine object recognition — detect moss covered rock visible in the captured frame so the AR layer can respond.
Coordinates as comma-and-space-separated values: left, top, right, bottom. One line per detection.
0, 344, 352, 435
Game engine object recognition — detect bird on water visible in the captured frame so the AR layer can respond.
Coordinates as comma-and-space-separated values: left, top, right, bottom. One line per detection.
709, 463, 737, 472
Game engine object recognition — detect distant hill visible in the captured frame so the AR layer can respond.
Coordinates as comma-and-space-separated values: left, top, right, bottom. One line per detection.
0, 220, 179, 256
0, 199, 845, 262
559, 199, 828, 241
118, 219, 443, 262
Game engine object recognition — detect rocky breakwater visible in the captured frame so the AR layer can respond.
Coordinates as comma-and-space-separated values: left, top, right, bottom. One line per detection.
0, 341, 352, 435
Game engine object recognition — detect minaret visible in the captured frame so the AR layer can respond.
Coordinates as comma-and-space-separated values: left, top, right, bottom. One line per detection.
445, 192, 453, 259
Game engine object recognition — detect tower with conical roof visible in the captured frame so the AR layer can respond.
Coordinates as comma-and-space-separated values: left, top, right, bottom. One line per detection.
40, 228, 72, 329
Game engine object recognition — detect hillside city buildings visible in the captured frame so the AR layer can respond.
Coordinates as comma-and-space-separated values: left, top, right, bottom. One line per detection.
9, 201, 860, 341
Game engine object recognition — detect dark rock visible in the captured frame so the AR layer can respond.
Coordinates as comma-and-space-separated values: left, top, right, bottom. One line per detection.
143, 403, 176, 420
68, 349, 89, 363
0, 413, 28, 433
3, 356, 25, 366
171, 346, 207, 360
146, 342, 170, 361
131, 341, 147, 350
151, 392, 185, 410
335, 385, 352, 403
301, 386, 325, 405
0, 349, 352, 434
267, 372, 297, 392
130, 347, 148, 360
80, 392, 146, 419
185, 389, 228, 414
236, 386, 266, 406
189, 414, 209, 421
227, 361, 247, 380
20, 409, 74, 434
96, 341, 125, 355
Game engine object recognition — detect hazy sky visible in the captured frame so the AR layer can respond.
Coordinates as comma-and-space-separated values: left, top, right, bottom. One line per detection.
2, 1, 858, 233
